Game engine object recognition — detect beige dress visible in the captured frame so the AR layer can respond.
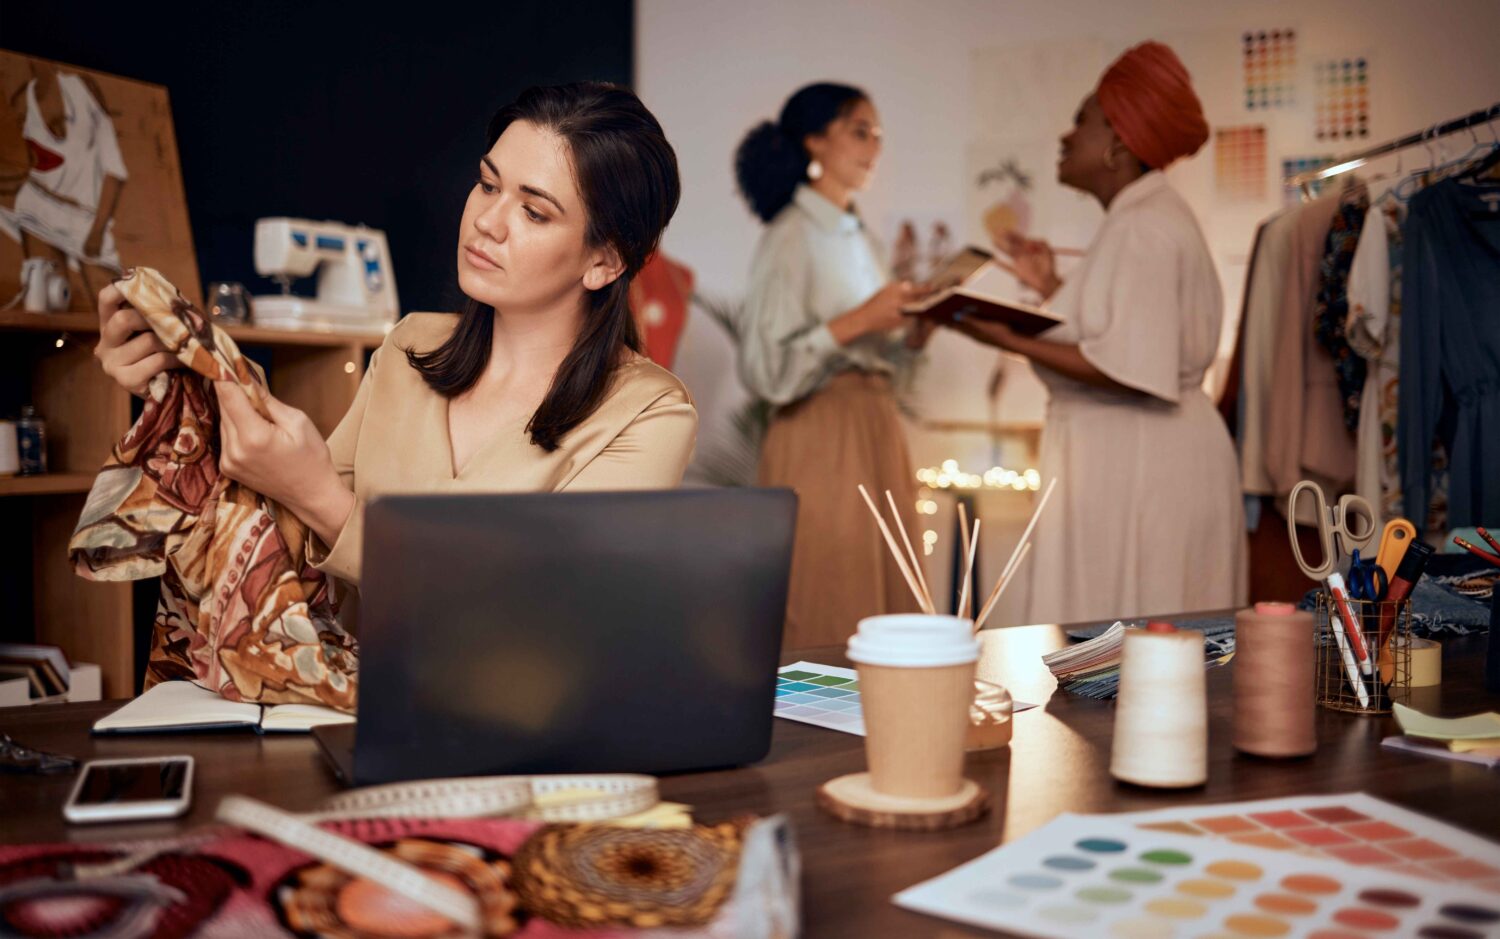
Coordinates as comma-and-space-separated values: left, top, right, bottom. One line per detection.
1026, 172, 1247, 624
310, 313, 698, 586
739, 185, 922, 649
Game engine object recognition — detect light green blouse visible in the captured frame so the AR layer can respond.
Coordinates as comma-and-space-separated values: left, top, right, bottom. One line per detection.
737, 184, 917, 406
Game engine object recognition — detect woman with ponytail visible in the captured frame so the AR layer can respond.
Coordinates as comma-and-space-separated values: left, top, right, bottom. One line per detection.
94, 82, 696, 587
734, 82, 934, 649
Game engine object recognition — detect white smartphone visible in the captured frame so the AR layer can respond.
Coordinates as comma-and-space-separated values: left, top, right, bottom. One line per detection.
63, 755, 194, 824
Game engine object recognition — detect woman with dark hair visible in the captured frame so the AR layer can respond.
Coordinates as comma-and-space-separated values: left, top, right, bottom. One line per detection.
944, 43, 1246, 623
734, 82, 934, 649
93, 82, 696, 586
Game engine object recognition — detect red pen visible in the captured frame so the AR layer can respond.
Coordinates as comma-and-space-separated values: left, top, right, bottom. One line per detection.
1326, 571, 1372, 675
1457, 535, 1500, 568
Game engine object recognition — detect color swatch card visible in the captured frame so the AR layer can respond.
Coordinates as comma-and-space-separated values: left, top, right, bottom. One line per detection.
774, 661, 1036, 737
895, 812, 1500, 938
774, 662, 867, 735
1315, 56, 1370, 140
1109, 792, 1500, 895
1243, 29, 1296, 111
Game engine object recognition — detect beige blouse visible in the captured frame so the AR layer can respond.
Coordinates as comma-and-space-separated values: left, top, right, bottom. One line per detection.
309, 313, 698, 585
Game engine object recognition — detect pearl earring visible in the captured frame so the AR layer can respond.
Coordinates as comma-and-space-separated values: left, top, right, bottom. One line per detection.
807, 159, 823, 181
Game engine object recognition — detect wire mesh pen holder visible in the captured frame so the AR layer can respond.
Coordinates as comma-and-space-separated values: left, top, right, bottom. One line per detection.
1314, 591, 1412, 714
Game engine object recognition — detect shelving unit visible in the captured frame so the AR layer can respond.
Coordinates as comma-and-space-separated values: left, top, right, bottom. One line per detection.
1, 310, 386, 697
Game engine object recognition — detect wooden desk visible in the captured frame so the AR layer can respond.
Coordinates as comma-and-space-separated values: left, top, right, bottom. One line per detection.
2, 619, 1496, 938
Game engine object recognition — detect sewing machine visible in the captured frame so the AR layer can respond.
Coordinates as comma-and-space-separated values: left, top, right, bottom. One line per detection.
251, 218, 399, 334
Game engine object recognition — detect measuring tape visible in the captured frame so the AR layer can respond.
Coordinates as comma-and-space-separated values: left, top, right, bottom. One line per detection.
214, 774, 659, 930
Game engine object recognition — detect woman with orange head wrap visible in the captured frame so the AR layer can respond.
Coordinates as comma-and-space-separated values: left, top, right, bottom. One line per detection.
945, 41, 1246, 623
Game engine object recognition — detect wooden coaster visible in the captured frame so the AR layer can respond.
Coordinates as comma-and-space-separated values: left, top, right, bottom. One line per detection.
816, 773, 989, 831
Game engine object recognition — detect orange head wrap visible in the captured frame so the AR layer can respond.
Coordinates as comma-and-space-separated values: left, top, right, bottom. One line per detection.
1096, 41, 1209, 169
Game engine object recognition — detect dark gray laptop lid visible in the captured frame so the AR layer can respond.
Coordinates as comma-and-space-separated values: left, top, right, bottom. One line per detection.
353, 488, 795, 785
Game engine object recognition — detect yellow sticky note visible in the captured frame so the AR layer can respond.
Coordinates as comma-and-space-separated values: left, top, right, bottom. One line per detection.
1394, 702, 1500, 741
1447, 737, 1500, 753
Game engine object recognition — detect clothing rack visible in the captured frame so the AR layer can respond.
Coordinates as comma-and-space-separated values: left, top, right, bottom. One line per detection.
1287, 101, 1500, 197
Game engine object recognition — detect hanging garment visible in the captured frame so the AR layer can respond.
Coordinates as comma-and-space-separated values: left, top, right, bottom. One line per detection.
1237, 206, 1298, 500
69, 268, 357, 709
1265, 194, 1351, 498
1346, 201, 1401, 522
1024, 171, 1246, 624
1311, 185, 1370, 433
1399, 177, 1500, 527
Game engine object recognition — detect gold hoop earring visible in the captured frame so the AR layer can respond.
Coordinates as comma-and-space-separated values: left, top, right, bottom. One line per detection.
807, 159, 823, 181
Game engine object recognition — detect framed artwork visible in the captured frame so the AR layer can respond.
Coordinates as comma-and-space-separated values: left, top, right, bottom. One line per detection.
0, 49, 199, 312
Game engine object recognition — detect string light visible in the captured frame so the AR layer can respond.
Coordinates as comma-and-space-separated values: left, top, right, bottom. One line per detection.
915, 460, 1041, 492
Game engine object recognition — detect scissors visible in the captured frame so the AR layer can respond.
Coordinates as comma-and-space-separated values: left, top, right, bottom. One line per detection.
1287, 480, 1379, 581
1346, 549, 1388, 602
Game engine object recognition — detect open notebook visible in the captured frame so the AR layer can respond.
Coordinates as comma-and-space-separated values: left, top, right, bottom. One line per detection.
902, 245, 1064, 335
92, 680, 355, 734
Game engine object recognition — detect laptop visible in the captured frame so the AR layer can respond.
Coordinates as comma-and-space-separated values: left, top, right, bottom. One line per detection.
313, 488, 796, 786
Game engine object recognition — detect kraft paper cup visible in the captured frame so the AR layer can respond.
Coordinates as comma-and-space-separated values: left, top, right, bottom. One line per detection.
847, 614, 979, 799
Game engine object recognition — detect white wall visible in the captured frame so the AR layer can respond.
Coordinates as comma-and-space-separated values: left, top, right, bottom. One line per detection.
637, 0, 1500, 617
639, 0, 1500, 461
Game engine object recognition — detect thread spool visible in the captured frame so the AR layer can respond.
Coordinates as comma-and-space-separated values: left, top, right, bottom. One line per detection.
1233, 602, 1317, 758
1110, 623, 1207, 788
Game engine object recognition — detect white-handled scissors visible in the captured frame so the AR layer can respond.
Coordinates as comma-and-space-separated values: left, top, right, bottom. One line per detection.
1287, 480, 1378, 581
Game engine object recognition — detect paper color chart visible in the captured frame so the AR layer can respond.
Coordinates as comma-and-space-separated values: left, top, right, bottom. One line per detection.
1243, 29, 1296, 110
1282, 155, 1334, 204
774, 662, 867, 735
1315, 56, 1370, 140
1113, 793, 1500, 895
896, 812, 1500, 938
1215, 126, 1268, 202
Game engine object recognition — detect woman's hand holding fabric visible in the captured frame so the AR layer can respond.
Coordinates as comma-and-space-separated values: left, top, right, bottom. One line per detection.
214, 382, 355, 546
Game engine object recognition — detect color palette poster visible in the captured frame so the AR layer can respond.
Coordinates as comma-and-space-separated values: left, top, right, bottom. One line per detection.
1282, 155, 1334, 205
895, 812, 1500, 938
1112, 792, 1500, 895
1215, 126, 1268, 202
1315, 56, 1370, 141
1243, 29, 1296, 110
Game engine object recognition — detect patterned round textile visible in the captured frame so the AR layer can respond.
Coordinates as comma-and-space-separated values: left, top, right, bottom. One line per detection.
274, 837, 518, 937
511, 821, 744, 929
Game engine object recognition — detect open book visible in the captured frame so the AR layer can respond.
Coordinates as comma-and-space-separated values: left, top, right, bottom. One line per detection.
902, 245, 1064, 335
92, 680, 355, 734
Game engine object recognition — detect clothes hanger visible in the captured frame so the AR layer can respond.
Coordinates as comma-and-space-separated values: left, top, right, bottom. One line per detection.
1456, 118, 1500, 181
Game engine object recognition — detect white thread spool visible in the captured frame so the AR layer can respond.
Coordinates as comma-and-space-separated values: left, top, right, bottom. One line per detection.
1110, 623, 1207, 788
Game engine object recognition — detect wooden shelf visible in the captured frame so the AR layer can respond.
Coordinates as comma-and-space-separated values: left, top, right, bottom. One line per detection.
0, 473, 96, 496
222, 323, 386, 349
0, 311, 98, 332
0, 310, 386, 349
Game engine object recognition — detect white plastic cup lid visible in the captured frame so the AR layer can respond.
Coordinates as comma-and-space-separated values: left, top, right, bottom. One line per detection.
846, 614, 980, 668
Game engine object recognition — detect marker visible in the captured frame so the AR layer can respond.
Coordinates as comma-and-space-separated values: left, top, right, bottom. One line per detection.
1326, 572, 1371, 675
1378, 541, 1433, 684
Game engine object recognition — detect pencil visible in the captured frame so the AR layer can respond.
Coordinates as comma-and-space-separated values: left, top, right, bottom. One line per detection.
1454, 536, 1500, 569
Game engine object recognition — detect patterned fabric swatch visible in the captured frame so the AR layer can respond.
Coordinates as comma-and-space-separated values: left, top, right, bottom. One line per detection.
68, 267, 358, 710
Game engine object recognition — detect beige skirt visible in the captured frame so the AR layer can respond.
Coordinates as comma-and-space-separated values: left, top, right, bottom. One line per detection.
758, 371, 922, 650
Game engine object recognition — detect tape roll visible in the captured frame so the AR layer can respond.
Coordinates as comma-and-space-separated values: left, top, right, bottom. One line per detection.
1394, 636, 1442, 688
